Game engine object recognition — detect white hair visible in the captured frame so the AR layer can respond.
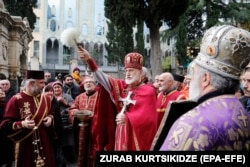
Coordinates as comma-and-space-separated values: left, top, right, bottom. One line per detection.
196, 63, 238, 94
23, 79, 35, 89
142, 66, 151, 81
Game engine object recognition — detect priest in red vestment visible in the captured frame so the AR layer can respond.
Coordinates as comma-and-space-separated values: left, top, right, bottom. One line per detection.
77, 48, 158, 151
0, 70, 56, 167
69, 76, 116, 167
156, 72, 186, 127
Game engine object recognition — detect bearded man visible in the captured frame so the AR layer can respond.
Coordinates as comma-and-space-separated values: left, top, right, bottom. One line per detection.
0, 70, 56, 166
62, 74, 81, 99
156, 72, 186, 127
160, 25, 250, 151
69, 76, 116, 166
77, 49, 157, 151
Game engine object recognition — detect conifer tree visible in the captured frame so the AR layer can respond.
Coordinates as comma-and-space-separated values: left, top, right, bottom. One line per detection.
105, 21, 134, 66
163, 0, 250, 69
104, 0, 189, 77
3, 0, 37, 29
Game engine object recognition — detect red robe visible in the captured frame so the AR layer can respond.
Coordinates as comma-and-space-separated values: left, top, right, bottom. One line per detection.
87, 58, 158, 151
180, 85, 189, 99
69, 85, 116, 166
0, 92, 56, 167
156, 90, 186, 127
113, 81, 158, 150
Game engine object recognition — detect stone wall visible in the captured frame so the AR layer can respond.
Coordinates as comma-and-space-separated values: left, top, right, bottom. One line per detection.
0, 1, 33, 89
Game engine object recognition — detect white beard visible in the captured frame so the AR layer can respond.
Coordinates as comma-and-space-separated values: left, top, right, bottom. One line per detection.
85, 87, 95, 92
159, 84, 167, 92
125, 77, 137, 85
32, 85, 42, 95
125, 71, 141, 85
188, 76, 202, 102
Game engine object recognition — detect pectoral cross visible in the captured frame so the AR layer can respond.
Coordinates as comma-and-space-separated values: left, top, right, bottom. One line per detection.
119, 91, 136, 114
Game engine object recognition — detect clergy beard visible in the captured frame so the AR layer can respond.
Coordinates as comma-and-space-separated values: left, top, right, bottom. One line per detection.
189, 74, 202, 102
159, 84, 174, 94
85, 87, 95, 93
125, 71, 141, 85
31, 84, 42, 95
159, 84, 169, 92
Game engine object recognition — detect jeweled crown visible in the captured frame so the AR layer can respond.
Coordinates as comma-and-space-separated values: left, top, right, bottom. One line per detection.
194, 25, 250, 80
124, 52, 143, 70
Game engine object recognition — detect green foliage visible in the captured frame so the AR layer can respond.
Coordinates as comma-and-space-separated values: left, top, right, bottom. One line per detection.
105, 0, 189, 76
175, 17, 189, 66
162, 56, 171, 71
241, 22, 250, 31
202, 0, 250, 28
222, 1, 250, 24
105, 21, 134, 65
204, 0, 222, 28
105, 0, 139, 28
135, 20, 145, 56
105, 0, 250, 72
3, 0, 37, 29
162, 0, 250, 68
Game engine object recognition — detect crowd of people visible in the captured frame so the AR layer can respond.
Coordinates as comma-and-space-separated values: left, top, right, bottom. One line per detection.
0, 24, 250, 167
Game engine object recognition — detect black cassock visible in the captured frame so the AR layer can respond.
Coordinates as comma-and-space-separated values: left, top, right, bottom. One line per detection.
151, 100, 197, 150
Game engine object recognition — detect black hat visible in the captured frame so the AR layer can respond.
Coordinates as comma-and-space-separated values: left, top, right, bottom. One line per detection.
26, 70, 44, 79
173, 74, 185, 83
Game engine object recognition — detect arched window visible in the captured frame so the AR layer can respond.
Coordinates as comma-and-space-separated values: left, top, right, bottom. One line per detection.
94, 43, 99, 51
63, 45, 71, 64
85, 42, 90, 51
46, 38, 59, 64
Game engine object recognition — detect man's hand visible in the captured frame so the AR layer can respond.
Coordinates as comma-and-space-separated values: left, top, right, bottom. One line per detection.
56, 96, 64, 102
116, 112, 126, 125
43, 116, 53, 127
56, 96, 68, 106
77, 46, 91, 62
22, 115, 36, 129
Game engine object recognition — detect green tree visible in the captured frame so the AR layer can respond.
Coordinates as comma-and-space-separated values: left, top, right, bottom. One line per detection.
162, 0, 250, 69
105, 20, 134, 66
104, 0, 189, 77
162, 56, 171, 72
3, 0, 37, 29
179, 1, 203, 66
222, 0, 250, 26
135, 20, 145, 59
195, 0, 250, 29
162, 0, 204, 67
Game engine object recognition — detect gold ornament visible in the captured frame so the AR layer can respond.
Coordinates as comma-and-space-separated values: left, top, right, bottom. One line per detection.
36, 155, 45, 167
206, 45, 216, 56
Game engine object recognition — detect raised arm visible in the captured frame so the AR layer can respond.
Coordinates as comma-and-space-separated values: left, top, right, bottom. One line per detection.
77, 47, 115, 103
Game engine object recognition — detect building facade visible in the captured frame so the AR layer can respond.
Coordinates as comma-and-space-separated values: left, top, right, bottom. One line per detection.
28, 0, 179, 80
0, 0, 33, 89
28, 0, 120, 78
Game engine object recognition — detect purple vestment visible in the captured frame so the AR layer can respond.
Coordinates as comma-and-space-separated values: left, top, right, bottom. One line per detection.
160, 95, 250, 150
